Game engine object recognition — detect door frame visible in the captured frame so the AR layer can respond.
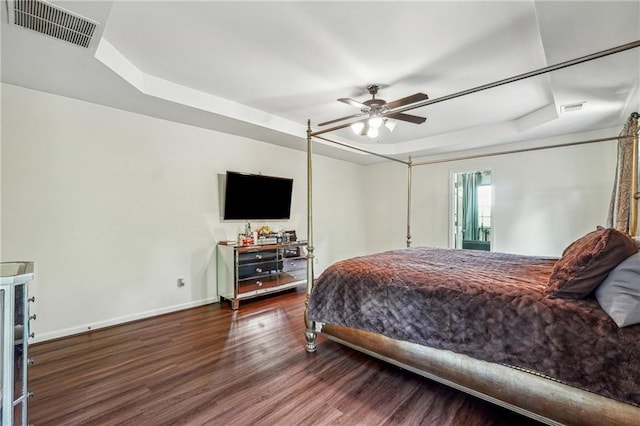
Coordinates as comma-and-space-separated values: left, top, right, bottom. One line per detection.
449, 166, 495, 250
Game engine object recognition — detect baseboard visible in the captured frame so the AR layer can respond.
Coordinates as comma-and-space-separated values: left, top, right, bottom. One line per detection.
31, 297, 220, 343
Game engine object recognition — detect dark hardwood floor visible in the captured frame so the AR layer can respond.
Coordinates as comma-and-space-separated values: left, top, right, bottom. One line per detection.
29, 288, 543, 425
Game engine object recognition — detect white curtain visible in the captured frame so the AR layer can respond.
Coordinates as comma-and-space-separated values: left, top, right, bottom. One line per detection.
607, 112, 639, 235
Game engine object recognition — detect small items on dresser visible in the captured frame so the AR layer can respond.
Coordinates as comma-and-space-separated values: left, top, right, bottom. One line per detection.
235, 223, 298, 247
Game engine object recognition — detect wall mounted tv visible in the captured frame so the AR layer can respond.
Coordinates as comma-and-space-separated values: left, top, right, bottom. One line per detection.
222, 171, 294, 220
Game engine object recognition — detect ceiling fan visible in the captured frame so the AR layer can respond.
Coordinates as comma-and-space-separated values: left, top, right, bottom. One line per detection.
318, 84, 428, 137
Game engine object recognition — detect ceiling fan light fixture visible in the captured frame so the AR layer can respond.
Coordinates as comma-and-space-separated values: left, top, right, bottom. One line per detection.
323, 85, 427, 137
369, 115, 383, 129
351, 122, 365, 134
384, 119, 397, 132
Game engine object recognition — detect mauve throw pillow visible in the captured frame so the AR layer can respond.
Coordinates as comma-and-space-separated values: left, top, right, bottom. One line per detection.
545, 228, 638, 299
595, 252, 640, 327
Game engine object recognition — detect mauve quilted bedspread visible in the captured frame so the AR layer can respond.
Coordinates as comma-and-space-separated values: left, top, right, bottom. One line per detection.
307, 247, 640, 406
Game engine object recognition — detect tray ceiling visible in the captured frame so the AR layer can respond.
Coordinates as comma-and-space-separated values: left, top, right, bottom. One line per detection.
2, 1, 639, 164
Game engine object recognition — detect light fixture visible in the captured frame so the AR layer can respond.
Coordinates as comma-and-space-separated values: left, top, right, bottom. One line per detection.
369, 115, 383, 129
384, 119, 397, 132
351, 122, 365, 134
350, 113, 390, 137
349, 114, 398, 138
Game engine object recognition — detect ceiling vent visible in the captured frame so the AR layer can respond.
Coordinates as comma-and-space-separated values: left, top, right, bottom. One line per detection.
9, 0, 97, 48
560, 102, 586, 114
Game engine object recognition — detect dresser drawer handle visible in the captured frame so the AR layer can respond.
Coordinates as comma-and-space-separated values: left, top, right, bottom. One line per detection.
257, 281, 263, 286
255, 254, 262, 260
256, 268, 262, 273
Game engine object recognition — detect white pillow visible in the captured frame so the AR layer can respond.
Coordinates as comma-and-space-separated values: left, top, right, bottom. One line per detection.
595, 251, 640, 327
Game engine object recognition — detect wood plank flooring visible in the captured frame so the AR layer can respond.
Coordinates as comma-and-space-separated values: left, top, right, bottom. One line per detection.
28, 289, 543, 425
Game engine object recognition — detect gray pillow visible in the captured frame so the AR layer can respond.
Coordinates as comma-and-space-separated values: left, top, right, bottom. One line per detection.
595, 252, 640, 327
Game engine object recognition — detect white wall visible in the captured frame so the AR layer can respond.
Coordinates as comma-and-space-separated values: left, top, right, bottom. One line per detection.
365, 132, 618, 257
1, 84, 367, 341
2, 82, 621, 342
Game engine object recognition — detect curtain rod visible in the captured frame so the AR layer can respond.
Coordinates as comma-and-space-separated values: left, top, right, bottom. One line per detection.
411, 134, 636, 167
309, 40, 640, 137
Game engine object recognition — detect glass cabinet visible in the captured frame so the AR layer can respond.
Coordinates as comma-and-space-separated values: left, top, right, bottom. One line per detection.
1, 262, 35, 426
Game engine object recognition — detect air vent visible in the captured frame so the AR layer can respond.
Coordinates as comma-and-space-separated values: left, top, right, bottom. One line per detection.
11, 0, 97, 48
560, 102, 586, 114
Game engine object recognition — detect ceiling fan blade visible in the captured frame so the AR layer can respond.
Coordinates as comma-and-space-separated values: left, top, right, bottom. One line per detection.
387, 112, 427, 124
385, 93, 429, 110
318, 113, 365, 127
338, 98, 369, 109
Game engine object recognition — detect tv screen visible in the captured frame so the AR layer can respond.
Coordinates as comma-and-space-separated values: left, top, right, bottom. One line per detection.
223, 171, 293, 220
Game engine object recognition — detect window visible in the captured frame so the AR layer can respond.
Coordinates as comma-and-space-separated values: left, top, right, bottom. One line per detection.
477, 184, 492, 229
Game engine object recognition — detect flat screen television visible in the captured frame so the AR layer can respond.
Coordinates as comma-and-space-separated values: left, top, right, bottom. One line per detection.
222, 171, 293, 220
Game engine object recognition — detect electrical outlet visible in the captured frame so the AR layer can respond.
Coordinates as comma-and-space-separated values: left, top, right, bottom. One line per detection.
177, 278, 185, 288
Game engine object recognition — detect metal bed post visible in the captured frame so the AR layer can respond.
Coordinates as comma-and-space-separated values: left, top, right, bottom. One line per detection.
406, 156, 412, 248
304, 120, 317, 353
631, 112, 639, 237
303, 125, 409, 353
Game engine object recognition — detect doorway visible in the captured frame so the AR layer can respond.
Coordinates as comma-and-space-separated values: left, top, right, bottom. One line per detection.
451, 169, 493, 251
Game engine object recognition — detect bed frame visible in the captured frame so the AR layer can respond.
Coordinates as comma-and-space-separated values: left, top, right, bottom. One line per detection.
320, 324, 640, 425
303, 41, 640, 426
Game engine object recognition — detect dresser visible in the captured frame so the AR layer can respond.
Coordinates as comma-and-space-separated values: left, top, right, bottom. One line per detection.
217, 241, 307, 309
1, 262, 35, 425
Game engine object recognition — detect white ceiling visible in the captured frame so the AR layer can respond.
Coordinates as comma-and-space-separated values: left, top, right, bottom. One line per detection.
2, 1, 639, 164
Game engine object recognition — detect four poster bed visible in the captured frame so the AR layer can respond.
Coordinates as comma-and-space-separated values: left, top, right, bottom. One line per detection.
303, 41, 640, 426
